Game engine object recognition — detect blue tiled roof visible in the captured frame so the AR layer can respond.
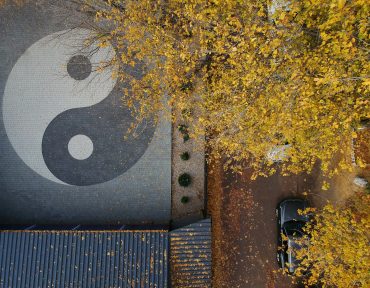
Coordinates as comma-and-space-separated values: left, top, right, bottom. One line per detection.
0, 230, 168, 288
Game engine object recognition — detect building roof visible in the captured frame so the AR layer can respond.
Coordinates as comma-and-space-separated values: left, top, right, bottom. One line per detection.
170, 218, 212, 287
0, 230, 168, 288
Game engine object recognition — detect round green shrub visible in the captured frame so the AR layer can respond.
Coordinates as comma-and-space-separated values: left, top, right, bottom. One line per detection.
178, 124, 188, 134
181, 196, 190, 204
178, 173, 191, 187
180, 152, 190, 161
183, 134, 190, 142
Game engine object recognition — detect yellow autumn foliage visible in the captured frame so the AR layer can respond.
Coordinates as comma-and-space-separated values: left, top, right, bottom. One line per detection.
295, 193, 370, 287
88, 0, 369, 178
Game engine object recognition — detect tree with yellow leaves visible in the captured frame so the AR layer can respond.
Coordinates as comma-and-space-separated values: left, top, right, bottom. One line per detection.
87, 0, 369, 178
294, 192, 370, 287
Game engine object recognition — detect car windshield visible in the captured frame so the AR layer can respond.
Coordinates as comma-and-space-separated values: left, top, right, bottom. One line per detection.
283, 221, 305, 237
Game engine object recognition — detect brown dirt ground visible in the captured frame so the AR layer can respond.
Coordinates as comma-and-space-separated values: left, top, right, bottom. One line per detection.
209, 159, 302, 288
208, 153, 366, 288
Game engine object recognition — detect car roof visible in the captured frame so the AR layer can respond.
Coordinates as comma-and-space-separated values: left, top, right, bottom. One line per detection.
279, 198, 309, 225
279, 198, 307, 207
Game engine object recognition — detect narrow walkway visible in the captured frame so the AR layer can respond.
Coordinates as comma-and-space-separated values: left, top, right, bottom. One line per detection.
171, 110, 206, 228
0, 2, 171, 226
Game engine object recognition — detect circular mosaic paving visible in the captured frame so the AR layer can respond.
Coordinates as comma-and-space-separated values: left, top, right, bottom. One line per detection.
2, 29, 155, 186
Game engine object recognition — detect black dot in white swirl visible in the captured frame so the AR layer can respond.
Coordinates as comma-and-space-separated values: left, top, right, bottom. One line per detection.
67, 55, 92, 80
3, 27, 154, 186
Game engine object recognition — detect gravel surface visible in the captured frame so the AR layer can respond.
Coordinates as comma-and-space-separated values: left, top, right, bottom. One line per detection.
171, 113, 205, 228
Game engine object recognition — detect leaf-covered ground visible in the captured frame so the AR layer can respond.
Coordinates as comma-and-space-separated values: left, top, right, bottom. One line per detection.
208, 156, 359, 287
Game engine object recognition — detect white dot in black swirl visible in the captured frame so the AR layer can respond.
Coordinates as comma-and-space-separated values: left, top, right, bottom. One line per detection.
68, 134, 94, 160
67, 55, 92, 80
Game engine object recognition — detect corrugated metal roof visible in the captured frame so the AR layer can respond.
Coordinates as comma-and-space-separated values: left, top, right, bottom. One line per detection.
0, 230, 168, 288
170, 219, 212, 288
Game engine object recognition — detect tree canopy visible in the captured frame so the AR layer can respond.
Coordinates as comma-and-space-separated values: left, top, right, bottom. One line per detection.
89, 0, 369, 178
294, 192, 370, 287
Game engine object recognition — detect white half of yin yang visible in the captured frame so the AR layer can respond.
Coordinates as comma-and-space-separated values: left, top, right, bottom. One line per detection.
2, 29, 117, 185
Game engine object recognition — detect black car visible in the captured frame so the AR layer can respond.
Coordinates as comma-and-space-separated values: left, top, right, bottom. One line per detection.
276, 198, 309, 274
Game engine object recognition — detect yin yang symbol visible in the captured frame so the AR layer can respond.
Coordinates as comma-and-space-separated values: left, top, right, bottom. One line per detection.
2, 29, 155, 186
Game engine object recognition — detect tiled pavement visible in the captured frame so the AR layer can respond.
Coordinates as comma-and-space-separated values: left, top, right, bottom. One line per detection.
0, 1, 171, 226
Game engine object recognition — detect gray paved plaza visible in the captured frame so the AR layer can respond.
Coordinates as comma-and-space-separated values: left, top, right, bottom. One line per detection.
0, 1, 171, 225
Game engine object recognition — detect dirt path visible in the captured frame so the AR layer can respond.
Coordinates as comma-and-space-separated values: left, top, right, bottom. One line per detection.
208, 156, 358, 288
210, 159, 301, 288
